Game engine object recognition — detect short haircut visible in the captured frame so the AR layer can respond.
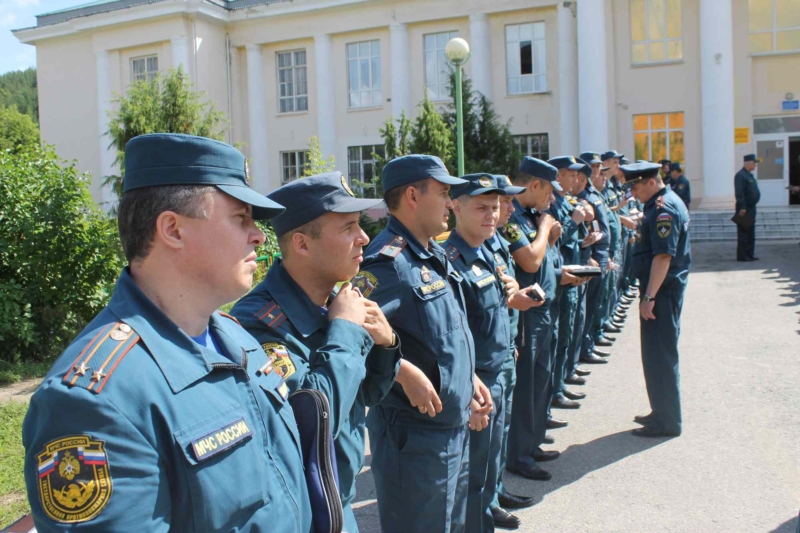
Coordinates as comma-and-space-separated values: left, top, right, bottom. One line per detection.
277, 218, 322, 257
384, 178, 429, 211
514, 172, 548, 188
117, 185, 215, 263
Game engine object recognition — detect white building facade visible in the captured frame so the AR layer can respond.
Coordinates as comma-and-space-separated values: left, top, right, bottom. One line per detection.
13, 0, 800, 209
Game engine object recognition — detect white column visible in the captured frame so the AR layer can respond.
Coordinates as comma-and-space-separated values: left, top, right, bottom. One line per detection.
469, 13, 492, 101
577, 0, 609, 151
95, 50, 115, 209
558, 3, 579, 155
390, 23, 411, 118
246, 44, 269, 192
171, 35, 191, 75
314, 34, 337, 161
700, 0, 735, 205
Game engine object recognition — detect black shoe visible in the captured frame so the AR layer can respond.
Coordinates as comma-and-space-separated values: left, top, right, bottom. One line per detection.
546, 418, 569, 429
750, 257, 759, 261
543, 433, 555, 444
580, 353, 608, 364
565, 374, 587, 385
613, 313, 627, 321
742, 257, 756, 262
610, 321, 625, 330
563, 388, 586, 400
497, 493, 535, 510
593, 348, 611, 357
632, 426, 680, 438
604, 325, 622, 334
574, 367, 591, 376
551, 396, 580, 409
533, 448, 560, 462
508, 465, 552, 480
633, 412, 654, 423
595, 338, 613, 347
601, 333, 617, 342
491, 507, 521, 529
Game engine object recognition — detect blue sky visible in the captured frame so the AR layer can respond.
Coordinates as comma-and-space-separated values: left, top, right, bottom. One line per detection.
0, 0, 84, 75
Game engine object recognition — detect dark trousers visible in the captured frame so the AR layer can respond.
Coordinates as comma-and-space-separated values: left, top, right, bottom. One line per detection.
491, 355, 516, 507
639, 287, 686, 435
736, 207, 757, 260
553, 287, 579, 396
567, 283, 588, 377
580, 257, 608, 358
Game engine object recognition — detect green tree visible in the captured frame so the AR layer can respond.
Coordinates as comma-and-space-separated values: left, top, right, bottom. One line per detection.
358, 111, 412, 199
0, 68, 38, 122
0, 144, 123, 364
303, 136, 336, 176
0, 106, 39, 154
105, 66, 227, 201
409, 96, 454, 169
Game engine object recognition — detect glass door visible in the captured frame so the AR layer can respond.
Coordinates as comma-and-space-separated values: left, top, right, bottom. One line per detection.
754, 134, 789, 207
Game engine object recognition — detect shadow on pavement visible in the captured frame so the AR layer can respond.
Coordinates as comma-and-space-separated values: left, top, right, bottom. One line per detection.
770, 513, 799, 533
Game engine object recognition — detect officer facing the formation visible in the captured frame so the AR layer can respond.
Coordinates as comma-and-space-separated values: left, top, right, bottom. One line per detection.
22, 134, 313, 532
445, 174, 535, 533
230, 172, 401, 533
659, 159, 672, 186
734, 154, 762, 262
669, 163, 691, 209
357, 155, 492, 533
623, 161, 692, 438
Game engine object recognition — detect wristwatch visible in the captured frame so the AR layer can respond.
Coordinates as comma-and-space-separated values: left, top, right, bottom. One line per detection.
641, 294, 655, 302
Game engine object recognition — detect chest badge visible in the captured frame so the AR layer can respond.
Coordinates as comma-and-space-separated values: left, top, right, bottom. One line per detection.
472, 264, 483, 276
420, 266, 432, 283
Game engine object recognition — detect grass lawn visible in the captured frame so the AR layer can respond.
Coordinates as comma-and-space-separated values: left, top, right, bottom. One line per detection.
0, 401, 29, 528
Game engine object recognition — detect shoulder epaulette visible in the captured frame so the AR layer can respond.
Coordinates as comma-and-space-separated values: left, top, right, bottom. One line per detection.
62, 322, 140, 394
379, 235, 408, 258
217, 311, 241, 326
445, 244, 461, 262
254, 300, 288, 329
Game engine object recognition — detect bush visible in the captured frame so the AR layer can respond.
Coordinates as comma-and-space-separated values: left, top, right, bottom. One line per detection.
0, 145, 123, 363
0, 106, 39, 154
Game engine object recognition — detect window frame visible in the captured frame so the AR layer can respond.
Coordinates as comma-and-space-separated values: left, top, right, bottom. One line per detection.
512, 133, 550, 161
280, 150, 310, 184
629, 0, 683, 66
423, 30, 459, 102
347, 144, 386, 196
632, 112, 685, 163
131, 55, 159, 83
346, 39, 383, 110
748, 0, 800, 56
276, 49, 309, 115
505, 22, 548, 96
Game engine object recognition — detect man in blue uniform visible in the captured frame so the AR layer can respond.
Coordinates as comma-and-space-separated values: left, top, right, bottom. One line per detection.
623, 162, 692, 438
659, 159, 672, 187
230, 172, 401, 533
734, 154, 761, 262
22, 134, 313, 532
498, 157, 561, 481
669, 163, 691, 209
358, 155, 491, 533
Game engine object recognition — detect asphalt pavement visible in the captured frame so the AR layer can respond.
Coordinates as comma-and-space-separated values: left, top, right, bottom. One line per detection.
352, 241, 800, 533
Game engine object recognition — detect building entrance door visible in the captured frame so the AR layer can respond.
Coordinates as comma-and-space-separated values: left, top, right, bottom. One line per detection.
754, 134, 790, 206
790, 137, 800, 206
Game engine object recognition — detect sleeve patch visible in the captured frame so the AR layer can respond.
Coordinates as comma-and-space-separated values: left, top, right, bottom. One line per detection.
351, 271, 379, 298
500, 223, 522, 243
36, 435, 112, 523
656, 217, 673, 238
261, 343, 296, 379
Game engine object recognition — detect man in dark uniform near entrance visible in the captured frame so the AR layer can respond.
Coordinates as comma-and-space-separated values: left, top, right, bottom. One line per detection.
659, 159, 672, 187
669, 163, 691, 209
734, 154, 761, 262
623, 162, 691, 438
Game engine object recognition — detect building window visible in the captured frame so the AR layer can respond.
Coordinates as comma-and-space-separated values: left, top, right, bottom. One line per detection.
347, 40, 382, 109
513, 134, 550, 161
424, 31, 459, 101
633, 112, 684, 163
748, 0, 800, 54
277, 50, 308, 113
505, 22, 546, 95
630, 0, 682, 64
348, 145, 386, 196
131, 56, 158, 83
281, 151, 309, 183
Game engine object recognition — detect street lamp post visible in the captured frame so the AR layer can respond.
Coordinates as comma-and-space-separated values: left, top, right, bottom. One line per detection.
445, 37, 471, 177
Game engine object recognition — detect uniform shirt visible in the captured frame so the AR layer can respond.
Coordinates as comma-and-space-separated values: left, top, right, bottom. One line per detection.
230, 260, 401, 510
497, 198, 557, 304
633, 187, 692, 293
734, 167, 761, 210
601, 184, 622, 256
488, 234, 519, 348
357, 216, 475, 429
671, 175, 691, 208
444, 231, 511, 375
578, 184, 610, 261
23, 269, 312, 533
547, 192, 581, 266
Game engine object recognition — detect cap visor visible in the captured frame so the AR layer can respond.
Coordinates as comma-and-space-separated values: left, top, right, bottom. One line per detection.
217, 184, 285, 220
465, 187, 508, 197
330, 197, 386, 213
567, 163, 584, 170
504, 185, 527, 195
431, 172, 469, 186
551, 181, 563, 192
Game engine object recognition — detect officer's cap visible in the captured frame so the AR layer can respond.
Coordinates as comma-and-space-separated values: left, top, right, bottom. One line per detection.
744, 154, 760, 163
620, 162, 662, 187
548, 156, 584, 171
381, 154, 466, 192
123, 134, 285, 220
518, 156, 562, 191
621, 157, 631, 165
669, 162, 682, 172
579, 152, 603, 165
637, 160, 651, 164
268, 172, 383, 236
494, 174, 526, 195
601, 150, 624, 162
575, 158, 592, 178
451, 173, 508, 199
659, 159, 671, 166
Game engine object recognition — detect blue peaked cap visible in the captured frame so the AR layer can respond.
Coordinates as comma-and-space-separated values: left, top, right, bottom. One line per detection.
518, 156, 562, 191
381, 154, 467, 192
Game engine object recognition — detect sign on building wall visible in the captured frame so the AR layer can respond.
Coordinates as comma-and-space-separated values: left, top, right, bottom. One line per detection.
734, 127, 750, 144
782, 100, 799, 111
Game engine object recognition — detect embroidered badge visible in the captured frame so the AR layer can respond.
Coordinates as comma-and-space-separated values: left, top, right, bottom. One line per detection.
351, 271, 378, 298
191, 418, 253, 461
479, 177, 493, 188
419, 279, 447, 295
471, 264, 483, 276
36, 436, 112, 524
656, 213, 672, 238
420, 266, 432, 283
678, 184, 685, 190
501, 223, 522, 243
262, 343, 296, 379
476, 275, 496, 288
341, 175, 356, 197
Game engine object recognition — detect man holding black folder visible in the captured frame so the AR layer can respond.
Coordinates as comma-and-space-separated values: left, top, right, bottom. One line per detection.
734, 154, 761, 262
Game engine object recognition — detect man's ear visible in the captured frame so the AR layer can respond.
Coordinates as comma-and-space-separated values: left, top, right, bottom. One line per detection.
290, 231, 312, 258
154, 211, 185, 251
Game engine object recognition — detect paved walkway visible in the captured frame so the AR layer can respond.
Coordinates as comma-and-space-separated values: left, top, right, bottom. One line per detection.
0, 378, 40, 404
353, 241, 800, 533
